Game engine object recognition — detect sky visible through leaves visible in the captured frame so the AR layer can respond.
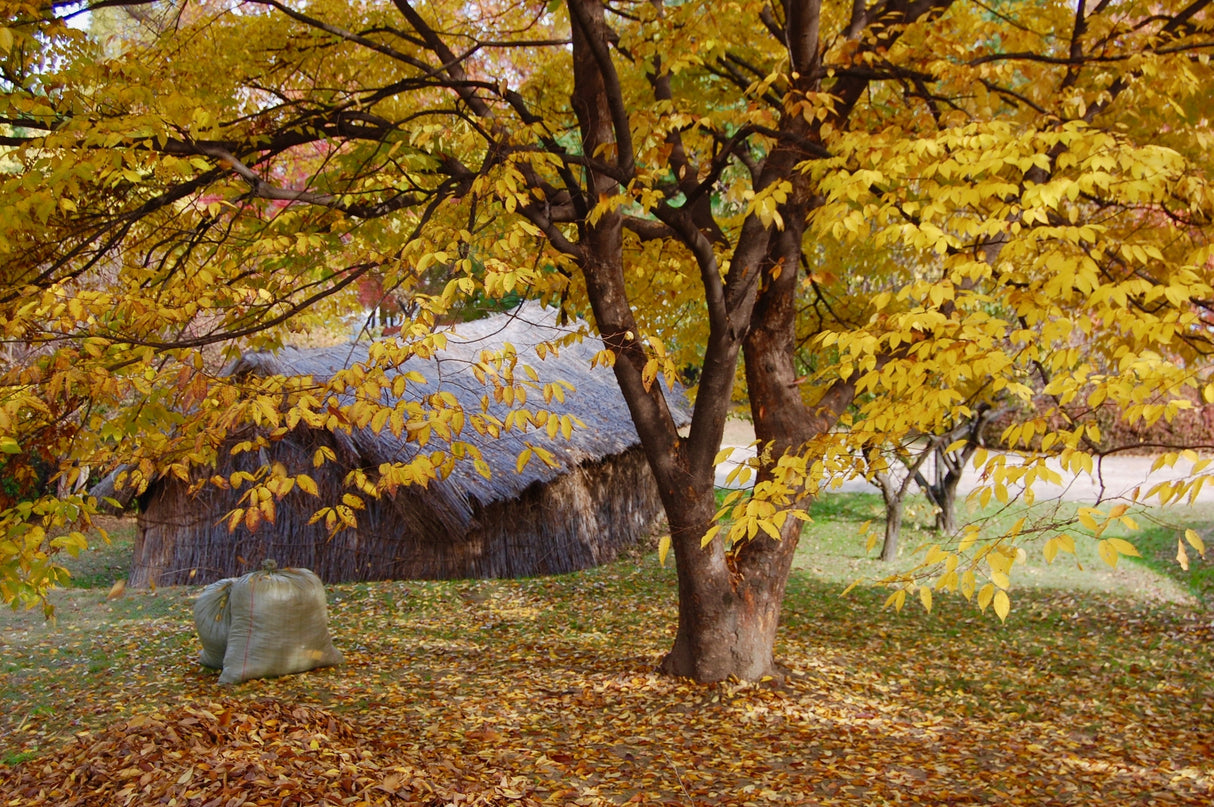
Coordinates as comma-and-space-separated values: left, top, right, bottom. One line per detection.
1, 509, 1212, 806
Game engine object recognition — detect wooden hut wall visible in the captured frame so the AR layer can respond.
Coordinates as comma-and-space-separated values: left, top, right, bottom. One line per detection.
130, 427, 362, 586
131, 440, 665, 587
460, 447, 663, 578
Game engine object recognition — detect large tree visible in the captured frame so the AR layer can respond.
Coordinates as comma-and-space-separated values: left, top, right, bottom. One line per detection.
2, 0, 1212, 679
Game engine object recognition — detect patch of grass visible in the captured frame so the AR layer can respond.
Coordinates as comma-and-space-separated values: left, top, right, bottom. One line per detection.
62, 518, 137, 590
0, 752, 35, 767
792, 492, 1202, 606
1121, 511, 1214, 605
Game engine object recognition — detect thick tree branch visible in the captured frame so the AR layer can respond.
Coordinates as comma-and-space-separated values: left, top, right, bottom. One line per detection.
566, 0, 636, 178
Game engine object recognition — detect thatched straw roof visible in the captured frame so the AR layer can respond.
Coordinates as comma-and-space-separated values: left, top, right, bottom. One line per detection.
129, 304, 691, 585
226, 303, 690, 525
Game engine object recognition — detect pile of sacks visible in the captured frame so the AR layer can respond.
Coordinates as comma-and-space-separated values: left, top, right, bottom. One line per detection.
194, 561, 343, 684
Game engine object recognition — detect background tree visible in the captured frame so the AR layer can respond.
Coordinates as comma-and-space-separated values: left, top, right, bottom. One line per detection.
2, 0, 1212, 679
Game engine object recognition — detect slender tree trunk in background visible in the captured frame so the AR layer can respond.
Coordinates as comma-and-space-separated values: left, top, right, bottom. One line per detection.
915, 407, 992, 534
877, 473, 904, 562
930, 453, 961, 535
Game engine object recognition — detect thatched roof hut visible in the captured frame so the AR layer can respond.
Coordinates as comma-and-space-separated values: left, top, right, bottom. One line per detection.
129, 305, 689, 587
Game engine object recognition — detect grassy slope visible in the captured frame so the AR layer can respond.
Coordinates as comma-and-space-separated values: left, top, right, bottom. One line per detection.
0, 497, 1211, 804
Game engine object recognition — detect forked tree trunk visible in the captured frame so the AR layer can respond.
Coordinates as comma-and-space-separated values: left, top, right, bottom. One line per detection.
566, 0, 852, 682
875, 447, 931, 561
914, 407, 993, 535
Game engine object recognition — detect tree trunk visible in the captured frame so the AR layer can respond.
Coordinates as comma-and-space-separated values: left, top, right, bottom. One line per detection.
564, 0, 860, 681
915, 407, 993, 535
659, 502, 800, 681
523, 0, 954, 681
878, 474, 904, 562
933, 458, 961, 535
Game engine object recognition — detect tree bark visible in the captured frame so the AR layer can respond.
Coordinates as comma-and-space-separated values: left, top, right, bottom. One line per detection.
877, 472, 904, 562
564, 0, 952, 679
567, 0, 758, 680
565, 0, 931, 680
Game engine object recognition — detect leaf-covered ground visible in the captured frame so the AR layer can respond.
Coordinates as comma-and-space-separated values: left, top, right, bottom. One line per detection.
1, 503, 1212, 805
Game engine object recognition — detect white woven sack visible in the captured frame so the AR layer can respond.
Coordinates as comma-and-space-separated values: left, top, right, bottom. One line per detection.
218, 564, 343, 685
193, 578, 235, 669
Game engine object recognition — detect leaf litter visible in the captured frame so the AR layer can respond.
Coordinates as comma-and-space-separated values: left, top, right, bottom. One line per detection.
2, 562, 1212, 805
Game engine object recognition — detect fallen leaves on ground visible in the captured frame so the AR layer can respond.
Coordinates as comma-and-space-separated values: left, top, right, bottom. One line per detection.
1, 698, 533, 806
2, 566, 1212, 805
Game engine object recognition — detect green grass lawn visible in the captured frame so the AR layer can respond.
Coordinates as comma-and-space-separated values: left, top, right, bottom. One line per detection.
1, 496, 1211, 805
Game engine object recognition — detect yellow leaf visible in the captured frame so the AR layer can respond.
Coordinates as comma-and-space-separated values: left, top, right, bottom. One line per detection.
713, 447, 736, 465
987, 551, 1013, 578
956, 569, 974, 599
919, 586, 933, 613
296, 474, 319, 496
1106, 537, 1139, 557
658, 535, 671, 567
107, 579, 127, 600
1097, 539, 1119, 568
759, 520, 782, 541
1185, 528, 1206, 555
1177, 539, 1190, 571
993, 590, 1010, 622
1043, 537, 1059, 564
516, 448, 533, 474
883, 589, 907, 612
977, 582, 995, 612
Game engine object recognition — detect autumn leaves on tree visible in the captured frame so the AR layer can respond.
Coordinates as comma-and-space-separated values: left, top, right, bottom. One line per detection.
1, 1, 1212, 680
